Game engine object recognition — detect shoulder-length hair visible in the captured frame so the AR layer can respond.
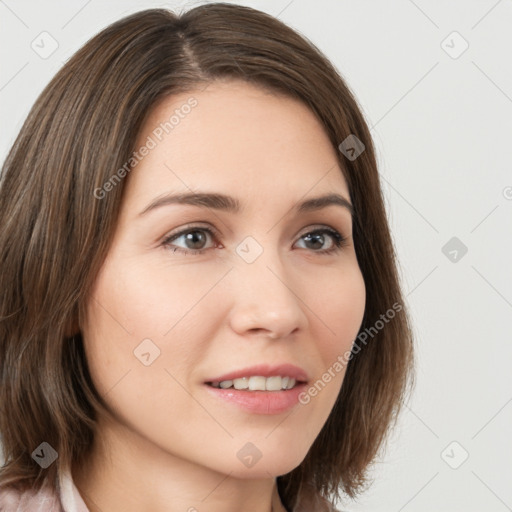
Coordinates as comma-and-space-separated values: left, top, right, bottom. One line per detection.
0, 3, 414, 509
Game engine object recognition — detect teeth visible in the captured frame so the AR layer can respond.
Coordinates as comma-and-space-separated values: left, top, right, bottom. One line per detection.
249, 376, 266, 390
211, 376, 298, 391
265, 376, 282, 391
233, 377, 249, 390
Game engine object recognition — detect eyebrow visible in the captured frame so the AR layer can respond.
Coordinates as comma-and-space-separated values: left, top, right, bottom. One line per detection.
139, 191, 353, 217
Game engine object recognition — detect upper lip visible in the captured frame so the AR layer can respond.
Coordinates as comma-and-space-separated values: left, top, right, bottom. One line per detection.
205, 364, 309, 384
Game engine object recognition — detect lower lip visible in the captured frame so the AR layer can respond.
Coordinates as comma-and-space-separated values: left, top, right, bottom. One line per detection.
203, 383, 307, 415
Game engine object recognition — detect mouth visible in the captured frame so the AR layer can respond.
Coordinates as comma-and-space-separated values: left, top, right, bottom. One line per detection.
206, 375, 304, 391
202, 364, 309, 414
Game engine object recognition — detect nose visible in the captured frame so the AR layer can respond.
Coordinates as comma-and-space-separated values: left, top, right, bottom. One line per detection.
227, 250, 309, 340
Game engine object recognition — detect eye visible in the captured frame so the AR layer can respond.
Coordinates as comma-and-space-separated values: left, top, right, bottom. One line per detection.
162, 225, 348, 256
294, 227, 348, 254
162, 225, 218, 255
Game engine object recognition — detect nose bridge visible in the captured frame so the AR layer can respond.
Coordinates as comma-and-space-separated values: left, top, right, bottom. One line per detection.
227, 235, 308, 338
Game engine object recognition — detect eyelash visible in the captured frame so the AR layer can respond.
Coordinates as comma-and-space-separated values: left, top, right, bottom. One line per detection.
162, 224, 348, 256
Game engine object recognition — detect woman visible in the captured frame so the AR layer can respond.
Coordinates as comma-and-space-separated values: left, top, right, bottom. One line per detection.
0, 4, 414, 511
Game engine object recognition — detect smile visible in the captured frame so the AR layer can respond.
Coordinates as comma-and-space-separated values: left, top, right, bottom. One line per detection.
208, 375, 298, 391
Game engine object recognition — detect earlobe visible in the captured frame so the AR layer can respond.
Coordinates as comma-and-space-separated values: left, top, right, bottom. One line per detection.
64, 321, 80, 339
64, 309, 80, 338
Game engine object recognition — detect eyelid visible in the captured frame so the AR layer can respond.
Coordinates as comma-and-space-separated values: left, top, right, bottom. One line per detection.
296, 223, 341, 236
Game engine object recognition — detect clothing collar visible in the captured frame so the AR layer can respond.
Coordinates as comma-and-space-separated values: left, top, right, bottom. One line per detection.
58, 468, 90, 512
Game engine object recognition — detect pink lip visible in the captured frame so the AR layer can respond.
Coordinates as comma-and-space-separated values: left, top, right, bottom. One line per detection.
203, 382, 308, 415
204, 363, 309, 384
203, 363, 309, 415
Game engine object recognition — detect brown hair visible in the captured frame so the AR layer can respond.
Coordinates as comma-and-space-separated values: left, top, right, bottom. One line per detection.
0, 4, 414, 509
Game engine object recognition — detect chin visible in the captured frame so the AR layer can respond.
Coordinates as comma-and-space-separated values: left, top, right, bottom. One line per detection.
226, 462, 300, 480
219, 448, 308, 480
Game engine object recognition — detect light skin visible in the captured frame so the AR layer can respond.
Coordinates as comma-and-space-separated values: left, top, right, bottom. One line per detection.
73, 79, 366, 512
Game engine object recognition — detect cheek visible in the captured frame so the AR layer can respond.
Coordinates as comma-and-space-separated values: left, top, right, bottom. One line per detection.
312, 264, 366, 364
81, 256, 228, 391
298, 264, 365, 409
85, 252, 229, 341
80, 258, 212, 437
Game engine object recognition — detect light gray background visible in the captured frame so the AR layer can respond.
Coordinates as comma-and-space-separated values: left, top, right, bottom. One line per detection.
1, 1, 511, 511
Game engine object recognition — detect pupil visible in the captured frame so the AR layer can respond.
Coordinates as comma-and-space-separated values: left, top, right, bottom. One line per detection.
186, 231, 206, 249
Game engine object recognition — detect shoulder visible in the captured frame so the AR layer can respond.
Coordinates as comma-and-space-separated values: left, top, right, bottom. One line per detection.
0, 484, 62, 511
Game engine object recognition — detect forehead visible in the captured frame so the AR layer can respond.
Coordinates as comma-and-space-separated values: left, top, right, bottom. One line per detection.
125, 80, 350, 207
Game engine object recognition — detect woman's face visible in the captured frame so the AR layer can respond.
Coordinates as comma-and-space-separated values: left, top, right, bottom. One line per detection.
83, 79, 366, 478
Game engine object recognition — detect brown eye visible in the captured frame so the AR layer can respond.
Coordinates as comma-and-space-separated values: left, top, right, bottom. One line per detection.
163, 227, 217, 255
